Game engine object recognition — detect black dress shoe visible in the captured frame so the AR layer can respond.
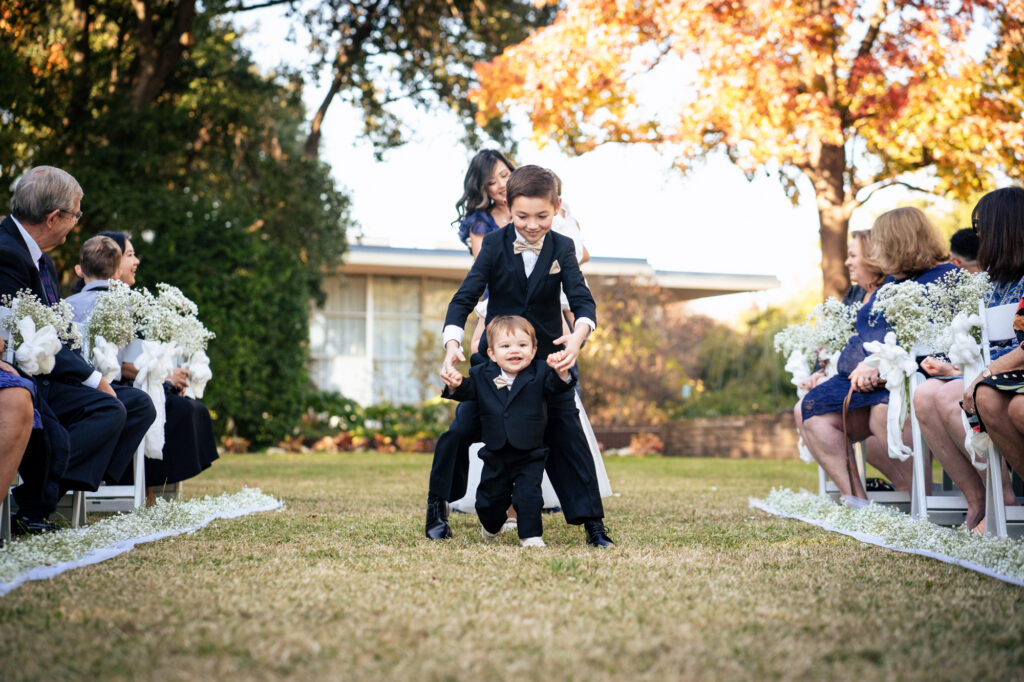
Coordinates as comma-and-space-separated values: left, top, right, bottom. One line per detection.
12, 515, 61, 536
425, 495, 452, 540
583, 520, 614, 548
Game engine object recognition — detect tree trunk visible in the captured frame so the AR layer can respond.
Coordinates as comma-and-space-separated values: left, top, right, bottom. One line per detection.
806, 142, 851, 300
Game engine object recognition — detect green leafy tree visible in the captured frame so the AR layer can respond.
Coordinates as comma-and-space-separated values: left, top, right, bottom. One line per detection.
1, 3, 350, 445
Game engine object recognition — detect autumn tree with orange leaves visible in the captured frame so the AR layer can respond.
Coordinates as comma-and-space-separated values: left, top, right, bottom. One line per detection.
471, 0, 1024, 298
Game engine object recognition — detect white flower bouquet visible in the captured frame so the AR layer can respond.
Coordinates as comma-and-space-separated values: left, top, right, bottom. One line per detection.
84, 280, 137, 381
0, 289, 81, 375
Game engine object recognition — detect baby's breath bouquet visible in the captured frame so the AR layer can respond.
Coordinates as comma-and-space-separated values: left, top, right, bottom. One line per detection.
0, 289, 81, 375
774, 322, 815, 363
807, 297, 859, 356
869, 279, 933, 350
84, 280, 137, 381
925, 270, 993, 349
130, 284, 215, 356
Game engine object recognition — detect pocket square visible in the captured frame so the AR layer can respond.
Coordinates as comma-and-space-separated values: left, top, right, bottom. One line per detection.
548, 260, 561, 275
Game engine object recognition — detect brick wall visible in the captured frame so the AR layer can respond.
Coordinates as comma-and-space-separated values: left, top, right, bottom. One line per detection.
593, 413, 799, 459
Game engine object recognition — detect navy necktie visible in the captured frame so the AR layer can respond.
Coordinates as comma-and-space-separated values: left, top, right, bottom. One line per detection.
37, 256, 58, 305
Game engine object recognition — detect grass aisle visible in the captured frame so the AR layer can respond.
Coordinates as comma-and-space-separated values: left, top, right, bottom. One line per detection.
1, 454, 1022, 681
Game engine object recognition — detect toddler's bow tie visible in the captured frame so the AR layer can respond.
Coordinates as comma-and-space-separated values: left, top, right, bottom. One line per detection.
493, 375, 514, 389
513, 239, 543, 255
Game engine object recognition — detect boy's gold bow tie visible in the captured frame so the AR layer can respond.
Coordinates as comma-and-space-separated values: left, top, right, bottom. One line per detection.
513, 239, 543, 255
493, 375, 514, 389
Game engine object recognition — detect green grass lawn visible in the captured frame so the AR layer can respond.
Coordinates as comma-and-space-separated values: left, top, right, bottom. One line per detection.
1, 454, 1022, 681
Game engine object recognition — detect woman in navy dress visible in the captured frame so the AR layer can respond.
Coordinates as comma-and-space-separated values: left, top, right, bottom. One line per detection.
455, 149, 515, 257
801, 207, 956, 498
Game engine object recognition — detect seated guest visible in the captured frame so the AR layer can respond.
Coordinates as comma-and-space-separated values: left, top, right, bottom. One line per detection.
914, 188, 1024, 528
87, 231, 218, 503
795, 230, 895, 485
949, 227, 981, 274
801, 207, 955, 498
65, 235, 123, 326
0, 166, 154, 533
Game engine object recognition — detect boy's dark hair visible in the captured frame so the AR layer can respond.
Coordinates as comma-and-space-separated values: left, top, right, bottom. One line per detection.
949, 227, 979, 261
505, 165, 559, 210
79, 235, 122, 279
486, 315, 537, 349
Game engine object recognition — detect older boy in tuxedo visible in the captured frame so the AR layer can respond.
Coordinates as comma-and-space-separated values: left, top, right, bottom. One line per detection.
442, 316, 575, 547
428, 165, 613, 548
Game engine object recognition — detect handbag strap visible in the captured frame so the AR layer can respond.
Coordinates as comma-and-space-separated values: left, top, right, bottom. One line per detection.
841, 383, 863, 497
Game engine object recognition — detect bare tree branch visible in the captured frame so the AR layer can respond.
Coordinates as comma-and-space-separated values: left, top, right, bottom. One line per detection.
215, 0, 297, 14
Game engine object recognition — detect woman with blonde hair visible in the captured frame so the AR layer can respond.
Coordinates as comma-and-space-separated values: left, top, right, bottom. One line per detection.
801, 207, 956, 498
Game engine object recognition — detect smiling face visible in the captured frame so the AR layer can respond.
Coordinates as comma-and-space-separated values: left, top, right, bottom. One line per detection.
485, 161, 512, 206
487, 327, 537, 377
115, 238, 140, 286
845, 236, 876, 288
510, 195, 560, 244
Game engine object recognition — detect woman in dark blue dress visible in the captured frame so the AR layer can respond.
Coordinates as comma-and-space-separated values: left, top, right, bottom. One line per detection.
455, 149, 515, 257
801, 207, 955, 498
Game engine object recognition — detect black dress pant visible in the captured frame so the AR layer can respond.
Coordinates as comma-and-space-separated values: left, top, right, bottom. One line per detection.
106, 384, 157, 484
477, 446, 547, 539
428, 375, 604, 525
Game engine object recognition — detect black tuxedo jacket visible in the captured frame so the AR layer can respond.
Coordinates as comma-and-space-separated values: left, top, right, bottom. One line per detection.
0, 215, 95, 383
444, 226, 596, 360
442, 358, 575, 451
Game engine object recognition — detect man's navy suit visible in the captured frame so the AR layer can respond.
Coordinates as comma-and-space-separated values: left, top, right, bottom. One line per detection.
0, 216, 154, 517
430, 225, 604, 525
443, 358, 575, 538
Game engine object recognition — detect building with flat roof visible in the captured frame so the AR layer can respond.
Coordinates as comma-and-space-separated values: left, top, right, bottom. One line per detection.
310, 243, 779, 404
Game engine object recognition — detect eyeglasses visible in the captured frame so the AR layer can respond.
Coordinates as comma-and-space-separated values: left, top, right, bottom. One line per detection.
58, 208, 83, 222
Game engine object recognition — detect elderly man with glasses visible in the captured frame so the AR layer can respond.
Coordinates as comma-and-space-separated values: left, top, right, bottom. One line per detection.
0, 166, 155, 534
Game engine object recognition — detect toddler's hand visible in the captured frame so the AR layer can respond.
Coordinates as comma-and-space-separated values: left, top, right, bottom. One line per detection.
441, 370, 462, 389
546, 351, 566, 368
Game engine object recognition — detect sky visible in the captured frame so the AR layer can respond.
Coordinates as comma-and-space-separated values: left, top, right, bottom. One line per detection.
233, 7, 921, 320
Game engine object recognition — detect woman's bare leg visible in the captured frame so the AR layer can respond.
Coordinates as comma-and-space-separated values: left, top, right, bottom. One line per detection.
803, 409, 870, 498
977, 388, 1024, 481
0, 388, 33, 496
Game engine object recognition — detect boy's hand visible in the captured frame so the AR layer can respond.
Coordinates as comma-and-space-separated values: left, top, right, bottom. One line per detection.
443, 339, 465, 376
551, 325, 588, 372
547, 351, 570, 382
441, 371, 462, 389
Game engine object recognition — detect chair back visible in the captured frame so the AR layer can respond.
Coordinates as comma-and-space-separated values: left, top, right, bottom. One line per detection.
981, 302, 1018, 364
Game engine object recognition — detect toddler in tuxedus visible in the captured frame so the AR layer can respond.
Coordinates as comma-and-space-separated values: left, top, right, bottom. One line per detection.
441, 316, 574, 547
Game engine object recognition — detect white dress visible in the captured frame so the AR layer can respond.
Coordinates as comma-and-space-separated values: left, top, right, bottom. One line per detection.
451, 199, 613, 513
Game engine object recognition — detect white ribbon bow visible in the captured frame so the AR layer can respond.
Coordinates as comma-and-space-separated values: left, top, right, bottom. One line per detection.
863, 332, 918, 461
822, 350, 841, 378
183, 349, 212, 400
784, 351, 816, 463
947, 312, 984, 382
785, 350, 811, 399
14, 317, 61, 376
90, 334, 122, 383
133, 340, 180, 460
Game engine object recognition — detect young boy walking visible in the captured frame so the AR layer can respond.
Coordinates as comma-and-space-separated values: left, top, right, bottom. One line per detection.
442, 315, 574, 547
427, 164, 613, 548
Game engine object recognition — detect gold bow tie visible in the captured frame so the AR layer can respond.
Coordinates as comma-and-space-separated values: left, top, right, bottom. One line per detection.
493, 375, 514, 389
513, 239, 544, 255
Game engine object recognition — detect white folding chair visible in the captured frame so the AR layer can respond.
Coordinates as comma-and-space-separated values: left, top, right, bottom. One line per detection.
909, 370, 970, 524
69, 441, 146, 527
979, 301, 1024, 538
